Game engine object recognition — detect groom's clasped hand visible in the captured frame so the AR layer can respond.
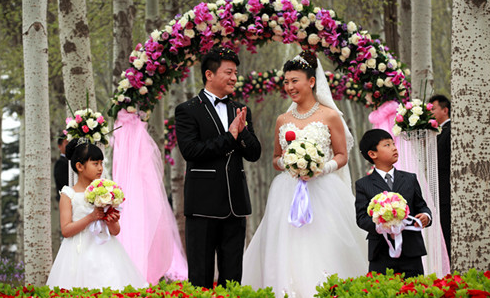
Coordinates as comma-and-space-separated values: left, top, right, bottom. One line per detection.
229, 107, 247, 139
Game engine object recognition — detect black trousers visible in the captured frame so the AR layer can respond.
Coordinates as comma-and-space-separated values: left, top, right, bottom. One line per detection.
185, 216, 246, 289
369, 253, 424, 278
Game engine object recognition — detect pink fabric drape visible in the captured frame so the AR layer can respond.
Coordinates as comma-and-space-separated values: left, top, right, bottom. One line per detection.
369, 100, 400, 167
113, 110, 187, 284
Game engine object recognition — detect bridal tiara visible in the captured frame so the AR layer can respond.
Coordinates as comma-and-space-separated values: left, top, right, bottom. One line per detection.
291, 55, 311, 69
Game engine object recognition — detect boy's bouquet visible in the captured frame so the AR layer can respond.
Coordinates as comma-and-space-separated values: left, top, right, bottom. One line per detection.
367, 191, 422, 258
85, 179, 125, 244
283, 131, 325, 180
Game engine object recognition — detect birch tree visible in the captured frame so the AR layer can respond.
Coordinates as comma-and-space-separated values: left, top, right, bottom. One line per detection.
22, 0, 52, 285
398, 0, 411, 67
451, 0, 490, 271
410, 0, 433, 99
113, 0, 135, 91
58, 0, 96, 110
383, 0, 399, 57
16, 116, 25, 264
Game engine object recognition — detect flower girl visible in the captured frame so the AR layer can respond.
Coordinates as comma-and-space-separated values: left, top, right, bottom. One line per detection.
46, 139, 147, 290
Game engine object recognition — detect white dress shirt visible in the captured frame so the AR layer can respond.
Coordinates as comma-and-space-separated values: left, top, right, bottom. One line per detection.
204, 89, 229, 132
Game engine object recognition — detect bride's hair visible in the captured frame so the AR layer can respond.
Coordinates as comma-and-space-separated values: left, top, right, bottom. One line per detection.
66, 139, 104, 173
283, 51, 318, 79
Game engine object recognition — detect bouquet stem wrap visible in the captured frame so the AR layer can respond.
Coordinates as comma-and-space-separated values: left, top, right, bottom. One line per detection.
288, 180, 313, 228
89, 219, 110, 245
377, 215, 423, 258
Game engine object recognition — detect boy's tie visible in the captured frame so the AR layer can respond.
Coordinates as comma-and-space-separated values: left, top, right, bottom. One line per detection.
385, 173, 393, 190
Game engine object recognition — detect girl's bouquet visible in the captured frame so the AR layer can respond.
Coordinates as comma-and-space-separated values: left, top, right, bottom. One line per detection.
85, 179, 125, 244
283, 132, 325, 180
64, 108, 110, 146
367, 191, 422, 258
85, 179, 125, 208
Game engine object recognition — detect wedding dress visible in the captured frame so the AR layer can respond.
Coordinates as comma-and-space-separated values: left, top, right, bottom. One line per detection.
46, 186, 147, 290
241, 122, 368, 298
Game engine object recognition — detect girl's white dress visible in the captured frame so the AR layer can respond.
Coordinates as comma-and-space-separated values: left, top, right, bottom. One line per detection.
242, 122, 369, 298
46, 186, 147, 290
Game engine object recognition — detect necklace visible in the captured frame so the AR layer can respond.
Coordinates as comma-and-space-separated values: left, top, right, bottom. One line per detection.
292, 102, 320, 120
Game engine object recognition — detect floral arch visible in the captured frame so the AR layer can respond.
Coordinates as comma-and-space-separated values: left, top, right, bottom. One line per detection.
108, 0, 411, 121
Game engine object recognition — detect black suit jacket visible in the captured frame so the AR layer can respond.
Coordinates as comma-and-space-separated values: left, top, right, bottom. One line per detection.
54, 155, 69, 202
355, 169, 432, 261
175, 89, 261, 218
437, 121, 450, 208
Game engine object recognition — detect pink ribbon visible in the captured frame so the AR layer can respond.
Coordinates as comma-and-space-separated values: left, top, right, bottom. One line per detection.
288, 180, 313, 228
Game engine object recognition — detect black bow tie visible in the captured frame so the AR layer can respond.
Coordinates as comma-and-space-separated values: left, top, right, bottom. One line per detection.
214, 97, 229, 106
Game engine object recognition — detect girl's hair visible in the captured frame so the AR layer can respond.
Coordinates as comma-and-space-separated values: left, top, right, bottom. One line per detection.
283, 51, 318, 79
65, 139, 104, 173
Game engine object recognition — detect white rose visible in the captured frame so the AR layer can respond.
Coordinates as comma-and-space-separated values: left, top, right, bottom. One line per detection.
94, 112, 101, 118
292, 21, 300, 29
388, 59, 397, 69
278, 17, 285, 25
368, 47, 378, 59
66, 134, 73, 141
404, 68, 411, 76
412, 106, 423, 116
117, 94, 125, 102
67, 120, 77, 129
296, 158, 308, 169
133, 59, 144, 70
307, 33, 320, 45
378, 63, 387, 72
299, 169, 310, 177
101, 126, 109, 134
233, 13, 242, 24
341, 47, 351, 58
297, 30, 307, 39
259, 0, 268, 4
412, 99, 423, 106
86, 118, 98, 130
359, 63, 367, 73
276, 70, 284, 77
294, 4, 303, 11
347, 21, 357, 33
308, 13, 316, 22
196, 22, 208, 32
349, 34, 361, 45
329, 45, 340, 53
376, 78, 384, 87
127, 106, 137, 113
120, 71, 126, 79
384, 77, 393, 88
296, 147, 306, 157
93, 132, 101, 142
261, 14, 269, 22
150, 29, 161, 41
306, 147, 318, 158
409, 114, 419, 126
396, 104, 407, 116
315, 20, 324, 31
392, 125, 402, 136
328, 10, 335, 17
273, 1, 283, 10
284, 153, 298, 165
313, 7, 320, 13
98, 192, 112, 207
269, 20, 278, 29
139, 86, 148, 95
310, 162, 318, 173
188, 10, 195, 19
300, 16, 310, 28
399, 89, 407, 96
184, 29, 195, 38
207, 3, 217, 10
233, 0, 243, 4
366, 58, 377, 69
145, 78, 153, 86
169, 20, 176, 26
339, 55, 346, 62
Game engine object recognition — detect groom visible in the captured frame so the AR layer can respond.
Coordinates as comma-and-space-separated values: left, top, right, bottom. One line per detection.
175, 47, 261, 288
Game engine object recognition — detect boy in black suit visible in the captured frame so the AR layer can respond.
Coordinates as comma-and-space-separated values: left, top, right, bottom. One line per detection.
355, 129, 431, 278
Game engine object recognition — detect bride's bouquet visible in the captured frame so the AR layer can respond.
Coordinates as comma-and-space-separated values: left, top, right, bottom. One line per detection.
367, 191, 422, 258
283, 133, 325, 179
85, 179, 125, 208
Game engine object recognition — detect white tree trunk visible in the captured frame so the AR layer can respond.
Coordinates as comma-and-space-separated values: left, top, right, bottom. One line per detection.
22, 0, 52, 285
58, 0, 96, 110
16, 115, 25, 264
0, 115, 2, 252
411, 0, 433, 99
398, 0, 412, 68
451, 0, 490, 271
113, 0, 135, 91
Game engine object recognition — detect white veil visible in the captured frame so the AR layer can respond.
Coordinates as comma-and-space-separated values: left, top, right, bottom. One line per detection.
287, 57, 354, 186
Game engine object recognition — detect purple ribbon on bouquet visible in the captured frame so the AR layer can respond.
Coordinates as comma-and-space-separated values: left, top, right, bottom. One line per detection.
288, 180, 313, 228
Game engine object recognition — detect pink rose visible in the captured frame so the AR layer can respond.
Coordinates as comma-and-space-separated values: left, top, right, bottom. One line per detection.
75, 115, 83, 123
97, 116, 105, 124
426, 103, 433, 110
82, 125, 90, 133
395, 114, 404, 123
65, 117, 73, 124
63, 130, 68, 135
429, 119, 439, 128
405, 102, 413, 109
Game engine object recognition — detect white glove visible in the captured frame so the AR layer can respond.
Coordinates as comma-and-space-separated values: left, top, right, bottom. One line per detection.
277, 156, 285, 170
323, 159, 338, 174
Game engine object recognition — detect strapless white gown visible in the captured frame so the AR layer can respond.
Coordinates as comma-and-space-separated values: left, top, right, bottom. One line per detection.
242, 122, 368, 298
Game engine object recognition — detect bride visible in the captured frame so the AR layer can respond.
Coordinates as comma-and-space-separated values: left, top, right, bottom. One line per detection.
241, 51, 368, 298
